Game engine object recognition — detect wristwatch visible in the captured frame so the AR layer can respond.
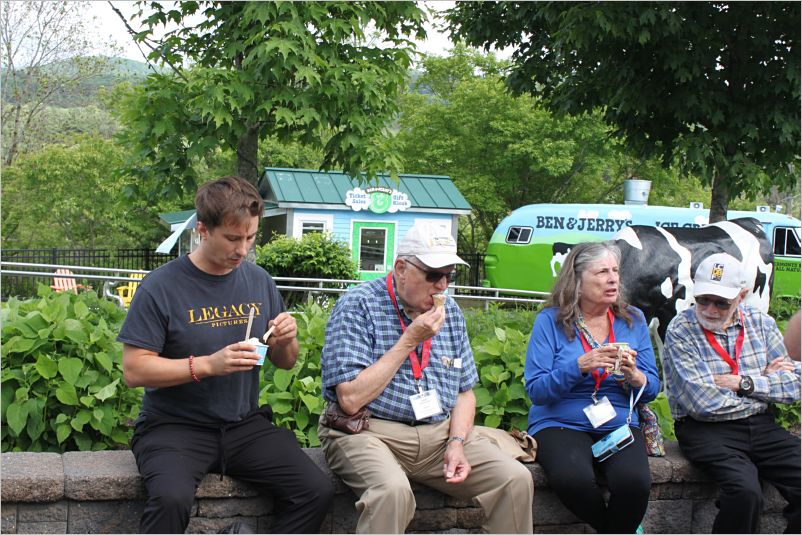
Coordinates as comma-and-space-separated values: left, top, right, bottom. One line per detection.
447, 436, 465, 446
737, 375, 755, 397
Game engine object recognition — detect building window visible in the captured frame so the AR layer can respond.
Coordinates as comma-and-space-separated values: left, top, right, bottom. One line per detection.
506, 226, 533, 244
359, 228, 386, 271
301, 222, 326, 235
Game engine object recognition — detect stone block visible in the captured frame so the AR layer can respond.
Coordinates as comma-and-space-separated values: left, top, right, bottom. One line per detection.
456, 506, 485, 529
691, 499, 718, 533
642, 499, 692, 534
532, 489, 582, 525
444, 495, 475, 508
330, 494, 359, 533
17, 502, 67, 522
410, 485, 445, 510
197, 497, 272, 518
647, 455, 673, 483
408, 508, 457, 532
526, 463, 550, 488
652, 482, 683, 500
762, 482, 787, 513
196, 474, 259, 499
1, 453, 63, 502
666, 442, 709, 483
17, 521, 66, 533
1, 504, 17, 534
63, 451, 144, 501
534, 523, 591, 533
187, 516, 257, 534
681, 481, 718, 500
67, 500, 142, 534
760, 513, 790, 533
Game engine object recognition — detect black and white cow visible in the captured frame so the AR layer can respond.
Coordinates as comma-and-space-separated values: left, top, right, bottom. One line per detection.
613, 217, 773, 341
551, 242, 573, 276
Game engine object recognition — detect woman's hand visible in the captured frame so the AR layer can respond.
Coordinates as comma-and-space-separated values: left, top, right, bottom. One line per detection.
577, 345, 619, 374
619, 349, 647, 388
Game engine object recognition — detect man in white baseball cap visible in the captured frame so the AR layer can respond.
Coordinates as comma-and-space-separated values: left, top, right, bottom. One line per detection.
318, 221, 534, 533
663, 252, 800, 533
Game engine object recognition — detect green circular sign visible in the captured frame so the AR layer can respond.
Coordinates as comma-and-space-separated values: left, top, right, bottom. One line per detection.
370, 191, 392, 214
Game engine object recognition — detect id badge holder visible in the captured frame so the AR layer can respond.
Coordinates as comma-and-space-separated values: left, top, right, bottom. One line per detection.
583, 395, 616, 428
410, 386, 443, 420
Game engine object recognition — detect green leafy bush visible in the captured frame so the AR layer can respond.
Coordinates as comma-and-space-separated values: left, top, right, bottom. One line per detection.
255, 232, 358, 307
259, 298, 329, 447
1, 286, 141, 452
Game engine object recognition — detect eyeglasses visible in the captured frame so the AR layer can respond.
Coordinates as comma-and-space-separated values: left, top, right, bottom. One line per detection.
405, 260, 457, 283
695, 296, 733, 310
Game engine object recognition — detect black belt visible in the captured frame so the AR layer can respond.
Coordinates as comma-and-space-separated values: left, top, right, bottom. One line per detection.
373, 415, 430, 426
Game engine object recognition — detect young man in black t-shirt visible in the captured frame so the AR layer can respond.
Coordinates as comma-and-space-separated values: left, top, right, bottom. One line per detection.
118, 176, 333, 533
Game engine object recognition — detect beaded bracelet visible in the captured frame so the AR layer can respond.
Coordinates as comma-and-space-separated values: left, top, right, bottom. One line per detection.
188, 355, 201, 383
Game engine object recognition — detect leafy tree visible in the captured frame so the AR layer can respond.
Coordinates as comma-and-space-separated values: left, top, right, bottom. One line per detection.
397, 46, 693, 253
1, 136, 184, 249
446, 2, 801, 222
115, 1, 426, 203
0, 1, 119, 165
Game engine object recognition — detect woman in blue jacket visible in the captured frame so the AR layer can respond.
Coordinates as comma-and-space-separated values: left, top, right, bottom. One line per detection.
525, 242, 660, 533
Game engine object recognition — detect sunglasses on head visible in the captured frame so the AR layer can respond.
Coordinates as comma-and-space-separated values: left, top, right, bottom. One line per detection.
695, 295, 733, 310
406, 260, 458, 283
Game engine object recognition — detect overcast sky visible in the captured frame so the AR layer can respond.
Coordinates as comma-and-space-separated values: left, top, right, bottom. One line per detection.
92, 1, 508, 64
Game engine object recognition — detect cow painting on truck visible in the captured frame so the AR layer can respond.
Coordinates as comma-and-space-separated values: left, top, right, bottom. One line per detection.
485, 203, 801, 331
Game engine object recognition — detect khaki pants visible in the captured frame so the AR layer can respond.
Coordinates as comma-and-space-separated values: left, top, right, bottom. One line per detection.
319, 417, 534, 534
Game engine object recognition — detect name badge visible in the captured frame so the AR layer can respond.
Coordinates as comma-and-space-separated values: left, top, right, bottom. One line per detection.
583, 396, 616, 428
453, 358, 463, 369
410, 389, 443, 420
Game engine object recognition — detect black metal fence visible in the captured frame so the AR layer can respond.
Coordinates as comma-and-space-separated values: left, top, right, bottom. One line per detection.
1, 248, 178, 300
455, 252, 486, 289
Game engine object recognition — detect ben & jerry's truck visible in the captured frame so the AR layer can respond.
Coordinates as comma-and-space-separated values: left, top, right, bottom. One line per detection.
484, 203, 801, 298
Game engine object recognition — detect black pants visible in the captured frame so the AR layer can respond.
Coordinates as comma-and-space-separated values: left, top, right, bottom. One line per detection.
131, 407, 334, 534
675, 412, 801, 534
534, 426, 651, 533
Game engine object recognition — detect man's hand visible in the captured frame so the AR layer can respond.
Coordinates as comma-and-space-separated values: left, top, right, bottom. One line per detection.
764, 356, 796, 375
713, 374, 740, 392
443, 441, 471, 484
404, 305, 446, 347
203, 342, 262, 377
266, 312, 297, 347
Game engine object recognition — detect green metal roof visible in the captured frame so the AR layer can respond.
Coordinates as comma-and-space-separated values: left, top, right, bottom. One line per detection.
159, 202, 279, 228
259, 168, 471, 211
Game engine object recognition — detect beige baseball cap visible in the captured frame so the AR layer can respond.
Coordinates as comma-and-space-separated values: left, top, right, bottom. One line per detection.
397, 222, 469, 268
693, 253, 747, 300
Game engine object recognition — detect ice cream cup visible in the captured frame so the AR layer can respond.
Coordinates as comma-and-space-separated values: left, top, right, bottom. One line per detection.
245, 337, 269, 366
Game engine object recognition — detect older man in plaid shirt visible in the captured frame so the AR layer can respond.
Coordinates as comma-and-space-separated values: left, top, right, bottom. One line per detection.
318, 222, 534, 534
664, 253, 800, 534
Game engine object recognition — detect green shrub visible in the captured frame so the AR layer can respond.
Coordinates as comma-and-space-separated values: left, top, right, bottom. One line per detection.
1, 286, 141, 452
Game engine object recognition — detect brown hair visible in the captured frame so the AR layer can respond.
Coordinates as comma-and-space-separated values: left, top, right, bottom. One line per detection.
545, 241, 633, 340
195, 176, 263, 230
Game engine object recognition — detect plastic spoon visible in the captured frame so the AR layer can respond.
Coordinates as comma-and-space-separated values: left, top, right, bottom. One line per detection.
244, 307, 255, 340
262, 325, 275, 344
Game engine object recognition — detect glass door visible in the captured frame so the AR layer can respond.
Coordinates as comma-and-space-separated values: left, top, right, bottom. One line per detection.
351, 222, 395, 280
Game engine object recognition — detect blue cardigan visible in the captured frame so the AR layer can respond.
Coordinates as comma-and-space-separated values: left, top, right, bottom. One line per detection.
524, 306, 661, 435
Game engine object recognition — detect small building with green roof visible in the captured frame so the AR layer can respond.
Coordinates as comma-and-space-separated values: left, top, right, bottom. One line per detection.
159, 167, 471, 280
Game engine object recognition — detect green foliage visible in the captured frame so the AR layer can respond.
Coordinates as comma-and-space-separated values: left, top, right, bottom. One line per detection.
0, 135, 186, 249
463, 304, 538, 430
118, 1, 427, 199
446, 3, 801, 221
396, 45, 701, 253
1, 286, 141, 452
259, 299, 330, 446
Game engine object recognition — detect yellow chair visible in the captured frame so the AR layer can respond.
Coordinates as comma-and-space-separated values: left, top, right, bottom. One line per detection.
115, 273, 145, 308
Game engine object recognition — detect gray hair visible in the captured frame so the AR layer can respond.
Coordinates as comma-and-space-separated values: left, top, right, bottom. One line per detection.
546, 241, 632, 340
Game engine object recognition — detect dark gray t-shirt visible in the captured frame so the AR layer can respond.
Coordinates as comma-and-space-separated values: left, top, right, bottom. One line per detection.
117, 255, 285, 424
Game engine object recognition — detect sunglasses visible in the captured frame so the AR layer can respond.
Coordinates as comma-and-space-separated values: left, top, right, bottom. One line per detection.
406, 260, 458, 283
695, 296, 733, 310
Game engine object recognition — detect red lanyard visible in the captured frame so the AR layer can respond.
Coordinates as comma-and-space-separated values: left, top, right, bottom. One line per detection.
578, 309, 617, 393
703, 309, 745, 375
386, 272, 431, 380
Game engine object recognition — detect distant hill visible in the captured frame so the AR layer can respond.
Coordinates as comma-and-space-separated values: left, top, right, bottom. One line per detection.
2, 56, 155, 108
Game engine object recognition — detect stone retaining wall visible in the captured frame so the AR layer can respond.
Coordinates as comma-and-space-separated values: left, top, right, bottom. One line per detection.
1, 442, 788, 534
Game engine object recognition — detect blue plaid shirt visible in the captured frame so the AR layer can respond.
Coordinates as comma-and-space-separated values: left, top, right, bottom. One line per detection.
663, 304, 801, 421
321, 275, 478, 424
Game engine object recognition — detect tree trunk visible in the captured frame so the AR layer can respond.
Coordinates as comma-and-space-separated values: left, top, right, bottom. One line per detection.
709, 173, 730, 223
236, 124, 260, 187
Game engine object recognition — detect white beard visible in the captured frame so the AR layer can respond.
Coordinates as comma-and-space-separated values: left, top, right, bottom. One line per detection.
695, 308, 733, 332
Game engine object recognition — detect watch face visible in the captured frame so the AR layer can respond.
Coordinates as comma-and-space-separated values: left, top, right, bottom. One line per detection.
740, 376, 754, 392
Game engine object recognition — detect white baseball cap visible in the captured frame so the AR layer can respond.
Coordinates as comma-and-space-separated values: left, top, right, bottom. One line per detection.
397, 223, 469, 268
693, 253, 747, 300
